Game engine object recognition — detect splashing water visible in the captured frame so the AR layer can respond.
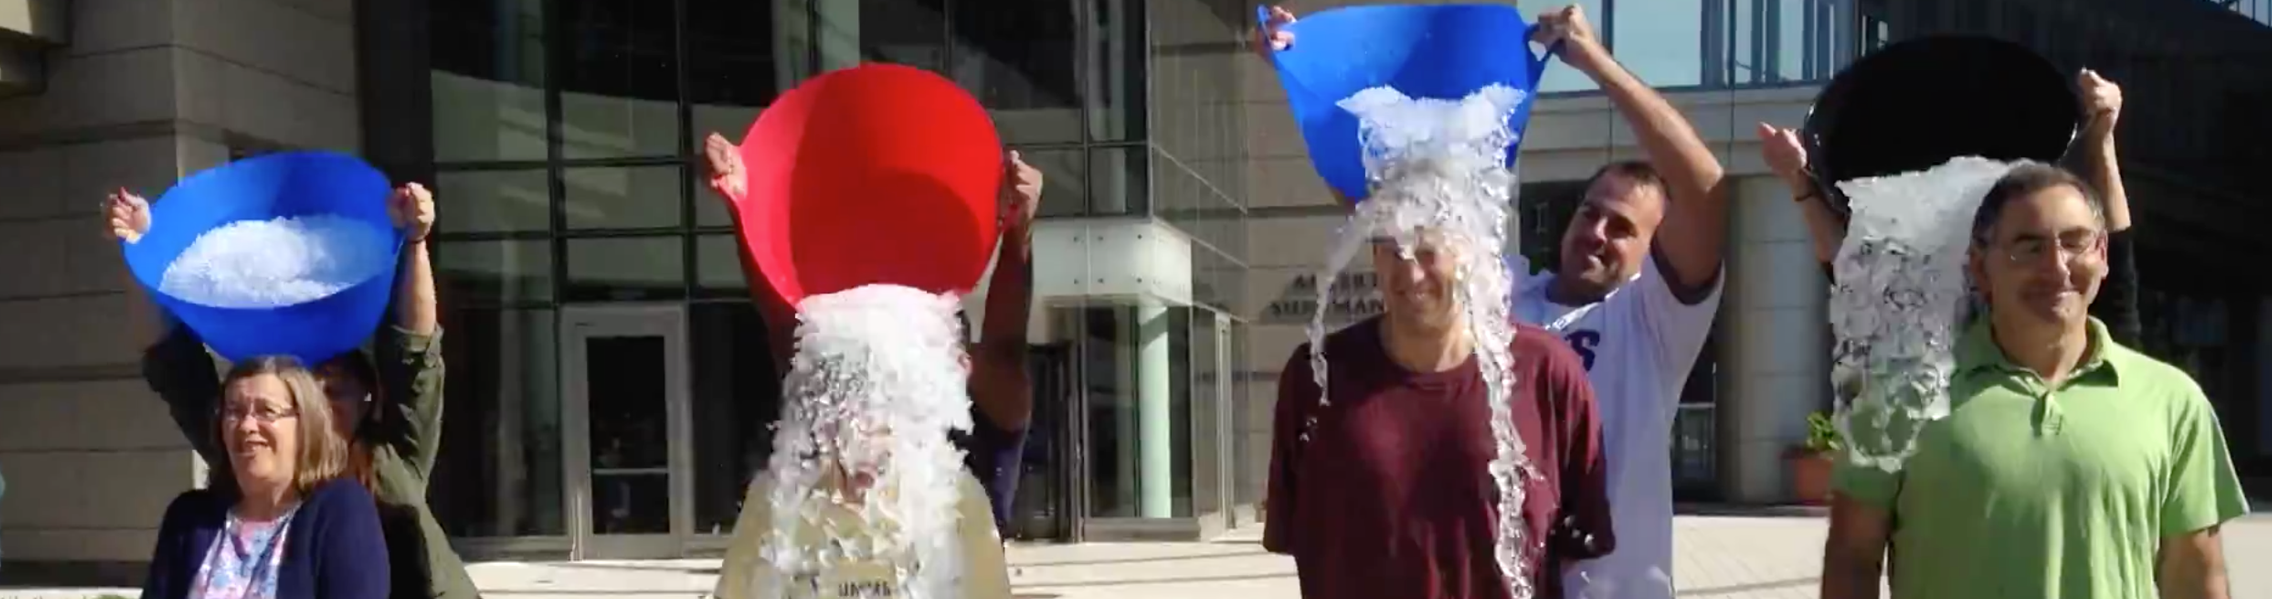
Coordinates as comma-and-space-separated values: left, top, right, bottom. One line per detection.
1309, 84, 1540, 597
1828, 157, 2020, 472
159, 214, 396, 309
757, 284, 974, 599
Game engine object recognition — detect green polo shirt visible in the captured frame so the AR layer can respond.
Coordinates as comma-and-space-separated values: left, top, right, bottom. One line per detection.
1833, 317, 2250, 599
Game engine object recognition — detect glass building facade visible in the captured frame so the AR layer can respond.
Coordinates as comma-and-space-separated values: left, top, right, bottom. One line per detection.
353, 0, 1251, 557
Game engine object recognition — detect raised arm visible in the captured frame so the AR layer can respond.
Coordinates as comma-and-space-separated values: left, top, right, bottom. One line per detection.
1537, 5, 1730, 294
2072, 69, 2141, 346
704, 133, 801, 373
379, 182, 447, 478
1757, 123, 1848, 266
968, 153, 1040, 432
111, 189, 225, 464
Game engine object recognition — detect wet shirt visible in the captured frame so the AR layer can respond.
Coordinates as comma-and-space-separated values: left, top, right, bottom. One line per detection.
1833, 318, 2252, 599
1264, 319, 1615, 599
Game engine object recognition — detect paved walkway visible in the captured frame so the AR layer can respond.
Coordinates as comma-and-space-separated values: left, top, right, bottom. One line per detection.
9, 514, 2267, 598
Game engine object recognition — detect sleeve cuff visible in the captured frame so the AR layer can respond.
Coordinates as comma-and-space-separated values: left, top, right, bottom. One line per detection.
389, 325, 444, 357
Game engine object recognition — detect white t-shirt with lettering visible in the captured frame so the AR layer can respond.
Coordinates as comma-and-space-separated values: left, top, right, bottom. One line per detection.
1511, 255, 1721, 599
712, 471, 1012, 599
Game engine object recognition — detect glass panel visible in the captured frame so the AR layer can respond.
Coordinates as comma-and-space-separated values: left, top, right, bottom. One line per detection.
1083, 303, 1191, 518
859, 0, 950, 72
951, 0, 1081, 143
687, 0, 780, 155
564, 166, 684, 230
1086, 0, 1145, 141
1538, 0, 1606, 93
1168, 307, 1195, 518
429, 0, 547, 163
436, 169, 549, 234
691, 303, 783, 534
438, 240, 555, 304
1020, 149, 1087, 218
429, 308, 563, 537
1613, 0, 1706, 87
695, 234, 749, 298
558, 0, 681, 160
585, 335, 672, 534
1012, 341, 1074, 540
566, 237, 686, 301
1088, 146, 1146, 215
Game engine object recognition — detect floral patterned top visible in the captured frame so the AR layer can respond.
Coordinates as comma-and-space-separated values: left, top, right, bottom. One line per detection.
188, 506, 300, 599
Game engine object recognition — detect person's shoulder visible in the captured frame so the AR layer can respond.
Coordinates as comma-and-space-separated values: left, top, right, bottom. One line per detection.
162, 488, 227, 522
303, 478, 379, 511
1511, 323, 1583, 373
2103, 343, 2210, 405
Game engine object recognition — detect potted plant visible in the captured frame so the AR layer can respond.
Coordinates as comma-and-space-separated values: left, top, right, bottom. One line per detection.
1786, 411, 1842, 505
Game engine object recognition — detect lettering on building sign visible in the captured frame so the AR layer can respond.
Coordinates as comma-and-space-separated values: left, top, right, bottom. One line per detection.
1263, 272, 1385, 325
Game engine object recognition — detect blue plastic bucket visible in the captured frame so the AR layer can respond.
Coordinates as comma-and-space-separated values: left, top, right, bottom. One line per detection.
122, 151, 402, 365
1261, 3, 1556, 202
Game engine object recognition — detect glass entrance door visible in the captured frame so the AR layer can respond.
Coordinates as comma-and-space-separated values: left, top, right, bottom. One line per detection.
561, 306, 692, 559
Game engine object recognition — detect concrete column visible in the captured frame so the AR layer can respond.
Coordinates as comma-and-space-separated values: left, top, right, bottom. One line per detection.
1137, 299, 1176, 518
1715, 175, 1831, 504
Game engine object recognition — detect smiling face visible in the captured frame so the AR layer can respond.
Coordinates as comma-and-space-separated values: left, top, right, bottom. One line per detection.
1970, 183, 2107, 332
1373, 229, 1466, 333
1556, 166, 1667, 301
223, 373, 302, 492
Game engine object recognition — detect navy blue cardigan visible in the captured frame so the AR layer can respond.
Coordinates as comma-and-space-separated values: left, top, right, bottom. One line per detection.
143, 478, 391, 599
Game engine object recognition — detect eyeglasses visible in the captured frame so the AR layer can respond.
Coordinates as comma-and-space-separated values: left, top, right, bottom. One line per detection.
219, 403, 299, 424
1983, 230, 2105, 265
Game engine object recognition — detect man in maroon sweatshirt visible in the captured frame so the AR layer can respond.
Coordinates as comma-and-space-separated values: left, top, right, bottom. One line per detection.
1265, 229, 1616, 599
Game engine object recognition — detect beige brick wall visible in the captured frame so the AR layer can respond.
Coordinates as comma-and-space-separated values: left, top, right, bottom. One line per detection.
0, 0, 359, 570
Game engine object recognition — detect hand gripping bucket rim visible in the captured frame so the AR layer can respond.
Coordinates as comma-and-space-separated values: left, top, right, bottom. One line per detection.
735, 63, 1004, 308
121, 150, 403, 365
1801, 34, 2081, 216
1261, 3, 1556, 203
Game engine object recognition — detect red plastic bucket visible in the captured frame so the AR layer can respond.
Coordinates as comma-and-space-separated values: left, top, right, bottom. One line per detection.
736, 63, 1004, 308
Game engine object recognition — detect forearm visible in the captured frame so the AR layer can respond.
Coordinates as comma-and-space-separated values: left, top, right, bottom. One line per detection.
395, 241, 438, 336
727, 212, 799, 373
972, 223, 1035, 430
1785, 177, 1848, 265
2079, 135, 2131, 231
2159, 532, 2231, 599
1820, 556, 1884, 599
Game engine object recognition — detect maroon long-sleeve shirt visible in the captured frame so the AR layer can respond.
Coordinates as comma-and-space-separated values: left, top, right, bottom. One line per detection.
1264, 319, 1614, 599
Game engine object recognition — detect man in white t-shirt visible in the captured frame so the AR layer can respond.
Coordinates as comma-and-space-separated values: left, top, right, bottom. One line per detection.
1261, 5, 1731, 596
1517, 8, 1730, 598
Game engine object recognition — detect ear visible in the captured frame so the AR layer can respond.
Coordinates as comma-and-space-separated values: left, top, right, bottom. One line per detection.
1965, 248, 1990, 301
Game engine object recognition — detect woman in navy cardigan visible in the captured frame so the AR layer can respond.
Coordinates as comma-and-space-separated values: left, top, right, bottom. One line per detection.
143, 356, 389, 599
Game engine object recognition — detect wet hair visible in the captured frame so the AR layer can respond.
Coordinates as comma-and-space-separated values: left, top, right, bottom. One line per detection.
1968, 163, 2105, 245
211, 356, 353, 499
1583, 160, 1667, 197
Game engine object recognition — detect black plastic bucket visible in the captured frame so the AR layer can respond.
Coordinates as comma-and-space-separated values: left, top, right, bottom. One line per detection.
1802, 35, 2080, 215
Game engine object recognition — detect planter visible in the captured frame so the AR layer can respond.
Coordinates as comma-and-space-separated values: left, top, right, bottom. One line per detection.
1786, 449, 1837, 505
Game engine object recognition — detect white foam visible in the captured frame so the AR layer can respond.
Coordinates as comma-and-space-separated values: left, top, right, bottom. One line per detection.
1319, 84, 1541, 598
157, 215, 395, 309
1828, 156, 2022, 472
758, 284, 973, 599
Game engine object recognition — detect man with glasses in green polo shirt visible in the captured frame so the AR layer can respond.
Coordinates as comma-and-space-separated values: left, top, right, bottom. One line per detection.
1820, 164, 2251, 599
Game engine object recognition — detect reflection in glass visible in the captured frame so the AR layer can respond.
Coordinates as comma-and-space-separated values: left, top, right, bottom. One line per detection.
1089, 147, 1147, 215
558, 0, 681, 159
1021, 149, 1088, 218
1538, 0, 1606, 94
429, 0, 547, 163
438, 240, 555, 305
1615, 0, 1707, 88
430, 308, 563, 537
691, 303, 782, 534
686, 0, 780, 155
585, 336, 671, 535
564, 166, 684, 230
695, 235, 750, 298
951, 0, 1082, 143
567, 237, 686, 301
1082, 304, 1194, 518
1086, 0, 1145, 141
858, 0, 949, 72
436, 169, 549, 234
